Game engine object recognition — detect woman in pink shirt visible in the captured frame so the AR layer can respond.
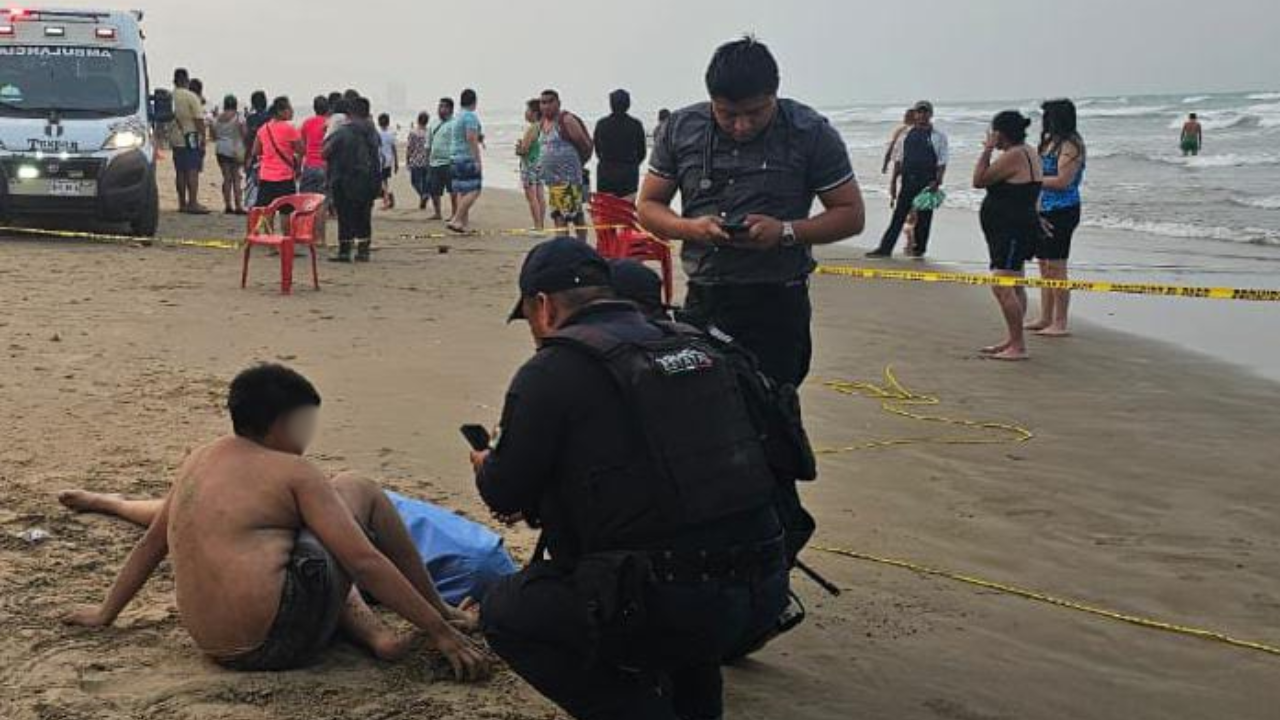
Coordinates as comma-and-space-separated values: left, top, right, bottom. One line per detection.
249, 96, 304, 208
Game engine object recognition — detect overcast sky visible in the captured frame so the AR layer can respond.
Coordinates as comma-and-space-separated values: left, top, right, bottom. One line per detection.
83, 0, 1280, 115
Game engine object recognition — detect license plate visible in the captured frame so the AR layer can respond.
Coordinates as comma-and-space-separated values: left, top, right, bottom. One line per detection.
48, 179, 96, 197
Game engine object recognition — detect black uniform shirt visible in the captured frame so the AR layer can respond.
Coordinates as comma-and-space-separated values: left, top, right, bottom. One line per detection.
649, 98, 855, 286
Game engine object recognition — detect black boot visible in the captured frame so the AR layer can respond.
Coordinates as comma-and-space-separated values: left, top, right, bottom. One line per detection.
329, 241, 353, 263
355, 241, 372, 263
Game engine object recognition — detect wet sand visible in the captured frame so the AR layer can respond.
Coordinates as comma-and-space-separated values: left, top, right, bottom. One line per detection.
1, 166, 1278, 719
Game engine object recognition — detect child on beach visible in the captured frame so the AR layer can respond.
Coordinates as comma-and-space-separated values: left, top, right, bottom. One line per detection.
63, 364, 489, 680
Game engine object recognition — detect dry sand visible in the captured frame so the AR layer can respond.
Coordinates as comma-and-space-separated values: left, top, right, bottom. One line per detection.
1, 164, 1278, 719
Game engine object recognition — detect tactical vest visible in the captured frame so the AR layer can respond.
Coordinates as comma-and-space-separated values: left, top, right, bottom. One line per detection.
545, 318, 778, 550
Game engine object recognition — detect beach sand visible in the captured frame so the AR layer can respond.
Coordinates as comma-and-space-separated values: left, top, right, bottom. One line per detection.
1, 165, 1278, 719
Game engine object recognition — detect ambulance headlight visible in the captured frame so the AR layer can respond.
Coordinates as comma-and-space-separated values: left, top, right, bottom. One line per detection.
103, 128, 145, 150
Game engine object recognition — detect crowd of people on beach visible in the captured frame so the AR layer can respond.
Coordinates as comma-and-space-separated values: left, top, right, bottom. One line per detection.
162, 69, 488, 262
164, 69, 675, 267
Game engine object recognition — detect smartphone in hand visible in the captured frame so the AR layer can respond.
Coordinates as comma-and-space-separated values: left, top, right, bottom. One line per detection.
460, 424, 492, 452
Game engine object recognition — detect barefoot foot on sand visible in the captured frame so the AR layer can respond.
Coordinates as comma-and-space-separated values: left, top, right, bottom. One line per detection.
58, 490, 123, 514
985, 348, 1029, 362
1035, 327, 1071, 338
1024, 320, 1051, 331
980, 341, 1012, 355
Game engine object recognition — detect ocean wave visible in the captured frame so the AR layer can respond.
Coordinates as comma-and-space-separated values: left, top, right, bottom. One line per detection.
1077, 105, 1172, 118
1084, 216, 1280, 246
1246, 92, 1280, 101
1181, 95, 1211, 104
1176, 153, 1280, 168
1228, 195, 1280, 210
1090, 149, 1280, 168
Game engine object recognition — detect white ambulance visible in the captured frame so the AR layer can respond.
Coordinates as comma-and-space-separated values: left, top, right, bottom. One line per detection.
0, 7, 164, 236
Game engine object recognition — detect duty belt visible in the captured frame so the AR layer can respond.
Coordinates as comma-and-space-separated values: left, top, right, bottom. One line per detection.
649, 535, 787, 584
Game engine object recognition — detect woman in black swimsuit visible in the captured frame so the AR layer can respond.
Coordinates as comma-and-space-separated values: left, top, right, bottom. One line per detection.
973, 111, 1044, 361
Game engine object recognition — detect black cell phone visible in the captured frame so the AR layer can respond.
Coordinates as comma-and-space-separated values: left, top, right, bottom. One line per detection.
721, 221, 750, 236
460, 424, 492, 452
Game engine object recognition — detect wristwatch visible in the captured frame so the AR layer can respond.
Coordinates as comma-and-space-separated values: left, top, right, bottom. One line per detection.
780, 221, 799, 248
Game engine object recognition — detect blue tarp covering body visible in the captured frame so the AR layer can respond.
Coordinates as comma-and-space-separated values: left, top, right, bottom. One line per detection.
385, 491, 518, 604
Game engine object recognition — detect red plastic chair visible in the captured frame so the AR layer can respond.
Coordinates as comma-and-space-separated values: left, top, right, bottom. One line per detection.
588, 193, 641, 256
589, 195, 675, 305
241, 193, 326, 295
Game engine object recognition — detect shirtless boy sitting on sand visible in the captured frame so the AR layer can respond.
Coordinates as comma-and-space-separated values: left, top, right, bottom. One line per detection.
62, 364, 490, 680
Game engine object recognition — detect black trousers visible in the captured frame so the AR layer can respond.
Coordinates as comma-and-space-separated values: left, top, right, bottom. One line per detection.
679, 281, 813, 387
332, 186, 373, 242
877, 175, 935, 256
482, 561, 789, 720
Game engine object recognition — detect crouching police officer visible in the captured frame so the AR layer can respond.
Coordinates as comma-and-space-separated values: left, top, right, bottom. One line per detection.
472, 237, 790, 720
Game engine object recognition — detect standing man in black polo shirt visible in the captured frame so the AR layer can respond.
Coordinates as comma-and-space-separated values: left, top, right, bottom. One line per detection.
638, 36, 864, 389
593, 89, 648, 200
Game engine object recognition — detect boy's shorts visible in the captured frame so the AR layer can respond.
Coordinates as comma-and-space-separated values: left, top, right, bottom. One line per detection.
214, 529, 346, 672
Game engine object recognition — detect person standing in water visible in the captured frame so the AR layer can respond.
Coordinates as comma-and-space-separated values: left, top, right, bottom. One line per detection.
1180, 113, 1203, 156
973, 111, 1043, 362
1029, 99, 1085, 338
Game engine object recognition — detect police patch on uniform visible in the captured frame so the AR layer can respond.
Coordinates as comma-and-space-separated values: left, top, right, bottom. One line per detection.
651, 347, 715, 375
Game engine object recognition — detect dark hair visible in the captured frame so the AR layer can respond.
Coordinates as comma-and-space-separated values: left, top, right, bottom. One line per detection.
188, 78, 203, 98
173, 67, 189, 86
327, 91, 342, 107
439, 97, 455, 111
343, 88, 360, 101
269, 96, 291, 119
705, 36, 780, 102
658, 108, 671, 122
222, 94, 238, 111
1040, 98, 1085, 160
1189, 112, 1198, 119
227, 364, 321, 440
525, 98, 541, 115
417, 111, 431, 126
250, 90, 268, 111
540, 89, 560, 102
609, 89, 631, 114
992, 110, 1032, 145
377, 112, 391, 127
460, 89, 477, 108
350, 96, 372, 119
313, 95, 330, 116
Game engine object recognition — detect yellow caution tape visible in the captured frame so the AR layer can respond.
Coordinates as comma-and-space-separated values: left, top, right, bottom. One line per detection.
819, 367, 1033, 453
0, 224, 239, 250
815, 264, 1280, 302
812, 544, 1280, 657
